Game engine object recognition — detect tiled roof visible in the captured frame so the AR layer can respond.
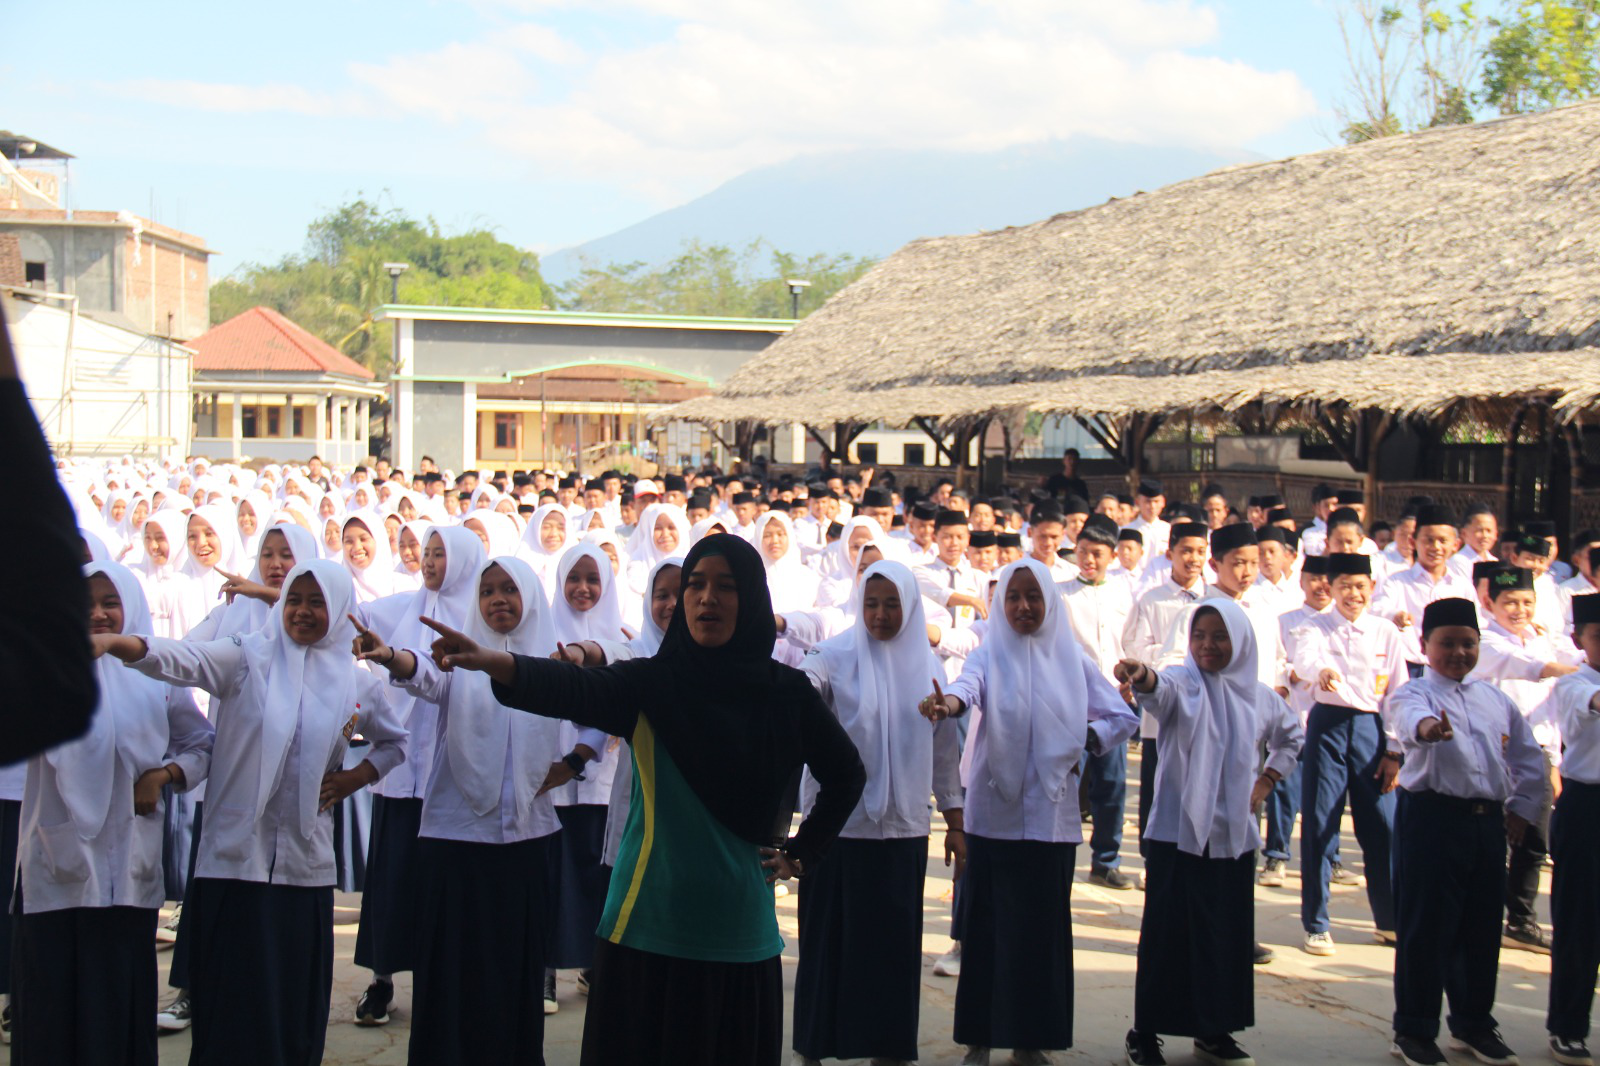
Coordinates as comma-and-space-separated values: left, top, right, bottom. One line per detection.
188, 306, 375, 380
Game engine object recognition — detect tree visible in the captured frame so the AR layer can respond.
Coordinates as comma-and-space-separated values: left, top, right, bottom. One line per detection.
210, 196, 556, 374
559, 239, 877, 319
1335, 1, 1486, 142
1482, 1, 1600, 112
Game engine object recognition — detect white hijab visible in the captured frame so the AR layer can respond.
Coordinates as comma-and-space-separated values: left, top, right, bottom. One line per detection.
362, 526, 485, 662
625, 503, 690, 572
183, 503, 245, 603
464, 511, 522, 560
48, 562, 171, 837
236, 490, 274, 560
445, 556, 562, 819
980, 558, 1090, 804
631, 555, 685, 657
754, 511, 821, 613
238, 560, 360, 835
212, 523, 319, 638
1161, 597, 1277, 860
549, 543, 627, 645
811, 560, 938, 824
341, 511, 406, 602
517, 502, 575, 591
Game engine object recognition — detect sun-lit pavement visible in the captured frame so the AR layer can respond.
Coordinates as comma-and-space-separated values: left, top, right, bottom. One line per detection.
32, 747, 1555, 1066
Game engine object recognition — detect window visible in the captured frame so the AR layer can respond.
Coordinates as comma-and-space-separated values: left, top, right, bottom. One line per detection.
494, 413, 520, 450
266, 406, 281, 437
24, 262, 45, 286
292, 406, 306, 437
904, 443, 926, 466
855, 443, 879, 465
241, 406, 259, 438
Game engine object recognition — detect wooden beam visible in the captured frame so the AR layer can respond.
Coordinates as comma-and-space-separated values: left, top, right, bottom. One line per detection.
912, 416, 958, 465
1501, 403, 1529, 526
803, 424, 835, 467
1314, 405, 1362, 471
1071, 414, 1121, 458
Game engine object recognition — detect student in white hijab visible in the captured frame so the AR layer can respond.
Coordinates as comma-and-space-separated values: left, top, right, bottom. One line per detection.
582, 528, 642, 632
792, 560, 963, 1066
350, 556, 564, 1062
183, 504, 244, 607
193, 523, 319, 642
235, 491, 273, 562
1117, 598, 1303, 1066
624, 504, 690, 590
341, 512, 407, 602
517, 502, 576, 600
816, 516, 889, 608
688, 515, 731, 545
755, 512, 822, 614
544, 543, 625, 1003
131, 511, 204, 640
99, 489, 134, 558
462, 511, 521, 560
920, 557, 1140, 1066
348, 526, 485, 1026
394, 519, 433, 588
11, 562, 212, 1065
94, 560, 407, 1066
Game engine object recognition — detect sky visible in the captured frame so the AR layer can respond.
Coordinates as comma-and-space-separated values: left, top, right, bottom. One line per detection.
6, 0, 1353, 275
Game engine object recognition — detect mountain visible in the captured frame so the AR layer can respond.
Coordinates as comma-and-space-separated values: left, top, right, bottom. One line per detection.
539, 138, 1260, 285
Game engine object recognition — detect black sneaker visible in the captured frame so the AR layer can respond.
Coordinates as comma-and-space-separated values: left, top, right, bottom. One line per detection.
543, 970, 558, 1015
0, 1003, 10, 1045
1390, 1034, 1447, 1066
1448, 1029, 1519, 1065
1503, 922, 1552, 955
1194, 1034, 1255, 1065
1252, 942, 1275, 965
1550, 1035, 1594, 1066
1089, 866, 1139, 891
156, 995, 192, 1033
1126, 1028, 1166, 1066
577, 969, 591, 996
354, 979, 393, 1026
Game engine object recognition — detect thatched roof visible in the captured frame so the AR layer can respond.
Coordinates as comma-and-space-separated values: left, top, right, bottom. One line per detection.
668, 101, 1600, 427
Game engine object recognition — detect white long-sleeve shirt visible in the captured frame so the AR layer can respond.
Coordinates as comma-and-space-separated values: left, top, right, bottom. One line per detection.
1059, 576, 1134, 684
1547, 665, 1600, 786
1290, 610, 1405, 724
131, 637, 406, 886
19, 689, 212, 914
1370, 563, 1476, 665
1279, 602, 1331, 723
1474, 619, 1580, 762
946, 643, 1139, 842
1122, 577, 1207, 738
799, 652, 963, 840
393, 657, 566, 844
1390, 669, 1546, 825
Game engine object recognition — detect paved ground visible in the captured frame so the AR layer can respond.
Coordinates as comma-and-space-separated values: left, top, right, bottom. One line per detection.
32, 749, 1563, 1065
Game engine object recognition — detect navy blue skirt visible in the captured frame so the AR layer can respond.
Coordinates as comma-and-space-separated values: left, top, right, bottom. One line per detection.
549, 805, 610, 970
354, 795, 424, 974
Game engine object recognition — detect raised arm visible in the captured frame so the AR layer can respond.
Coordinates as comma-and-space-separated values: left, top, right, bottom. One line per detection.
118, 635, 248, 698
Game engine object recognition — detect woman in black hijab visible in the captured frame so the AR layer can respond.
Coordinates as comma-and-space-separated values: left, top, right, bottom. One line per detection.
421, 534, 865, 1065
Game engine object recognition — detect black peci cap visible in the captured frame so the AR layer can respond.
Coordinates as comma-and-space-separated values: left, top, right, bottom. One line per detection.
861, 487, 893, 508
1061, 495, 1091, 516
1414, 504, 1458, 529
1472, 561, 1509, 583
1257, 526, 1299, 551
1079, 513, 1120, 547
1137, 478, 1165, 498
1489, 566, 1535, 594
1169, 521, 1209, 545
1336, 489, 1364, 505
1301, 556, 1330, 576
1328, 506, 1363, 528
1515, 532, 1554, 557
1258, 493, 1284, 509
1326, 553, 1373, 577
1117, 528, 1144, 545
1525, 520, 1557, 538
1266, 506, 1294, 524
1421, 598, 1480, 636
1573, 594, 1600, 629
968, 530, 998, 549
1210, 523, 1258, 556
909, 502, 938, 521
934, 509, 969, 529
996, 531, 1023, 549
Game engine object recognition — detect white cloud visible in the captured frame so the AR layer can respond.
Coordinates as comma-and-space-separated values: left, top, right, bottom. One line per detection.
108, 1, 1316, 204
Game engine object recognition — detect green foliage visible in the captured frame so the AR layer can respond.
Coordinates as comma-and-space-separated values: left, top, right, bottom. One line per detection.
1482, 1, 1600, 112
210, 197, 555, 374
1337, 0, 1487, 142
559, 239, 877, 319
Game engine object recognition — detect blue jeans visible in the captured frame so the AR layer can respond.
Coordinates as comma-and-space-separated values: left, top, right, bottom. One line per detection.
1300, 704, 1395, 935
1081, 741, 1129, 871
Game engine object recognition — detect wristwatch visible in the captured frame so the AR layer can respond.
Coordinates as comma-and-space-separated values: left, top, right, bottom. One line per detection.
562, 752, 588, 780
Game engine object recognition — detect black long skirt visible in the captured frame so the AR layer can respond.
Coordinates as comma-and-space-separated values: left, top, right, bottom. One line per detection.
167, 799, 205, 989
794, 836, 928, 1062
579, 937, 784, 1066
952, 835, 1076, 1051
408, 834, 558, 1065
1135, 841, 1255, 1038
549, 804, 609, 970
11, 902, 158, 1065
0, 798, 20, 996
354, 795, 424, 974
185, 877, 335, 1066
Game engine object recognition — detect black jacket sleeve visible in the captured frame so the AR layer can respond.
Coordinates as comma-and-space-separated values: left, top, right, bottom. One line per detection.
491, 653, 643, 739
782, 675, 866, 868
0, 379, 97, 762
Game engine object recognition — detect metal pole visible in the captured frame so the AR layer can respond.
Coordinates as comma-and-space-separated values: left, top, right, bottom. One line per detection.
791, 288, 799, 319
541, 372, 549, 470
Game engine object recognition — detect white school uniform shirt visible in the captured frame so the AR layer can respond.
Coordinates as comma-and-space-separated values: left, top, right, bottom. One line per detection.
1390, 669, 1546, 824
1473, 619, 1580, 762
1534, 571, 1565, 637
1289, 610, 1405, 730
798, 561, 963, 839
914, 555, 986, 622
1547, 665, 1600, 786
1122, 576, 1208, 738
1559, 574, 1599, 636
1252, 572, 1305, 617
1299, 519, 1328, 559
1371, 563, 1477, 664
1135, 599, 1303, 859
1279, 602, 1331, 723
1059, 576, 1134, 683
1447, 544, 1493, 584
946, 561, 1140, 842
1128, 515, 1171, 557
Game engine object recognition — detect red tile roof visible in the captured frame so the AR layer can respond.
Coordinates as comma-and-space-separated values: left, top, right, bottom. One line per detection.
188, 306, 375, 380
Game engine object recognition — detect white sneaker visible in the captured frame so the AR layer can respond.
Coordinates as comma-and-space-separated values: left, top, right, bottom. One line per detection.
774, 883, 790, 899
156, 904, 181, 944
961, 1047, 990, 1066
933, 942, 962, 977
1302, 931, 1337, 956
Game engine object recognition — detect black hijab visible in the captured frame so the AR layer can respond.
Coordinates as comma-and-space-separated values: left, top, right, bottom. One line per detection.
646, 533, 815, 846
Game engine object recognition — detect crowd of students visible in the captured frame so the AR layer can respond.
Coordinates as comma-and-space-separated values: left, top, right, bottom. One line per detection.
13, 449, 1600, 1066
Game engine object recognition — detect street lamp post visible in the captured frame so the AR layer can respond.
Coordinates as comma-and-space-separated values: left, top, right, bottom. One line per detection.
383, 262, 410, 304
786, 278, 811, 320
